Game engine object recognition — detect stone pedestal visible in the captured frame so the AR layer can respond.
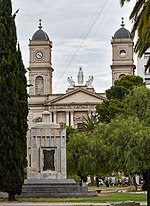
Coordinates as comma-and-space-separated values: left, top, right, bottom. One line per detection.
27, 111, 66, 180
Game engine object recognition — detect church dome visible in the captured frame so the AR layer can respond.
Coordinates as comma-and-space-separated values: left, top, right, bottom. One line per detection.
32, 20, 49, 41
32, 29, 49, 41
114, 18, 131, 39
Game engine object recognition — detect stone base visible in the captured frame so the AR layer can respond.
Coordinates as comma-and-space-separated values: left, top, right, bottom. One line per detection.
17, 179, 96, 198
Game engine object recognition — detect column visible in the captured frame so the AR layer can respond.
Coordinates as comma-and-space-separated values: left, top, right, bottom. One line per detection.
88, 111, 91, 117
66, 111, 69, 126
53, 111, 57, 123
92, 110, 96, 116
70, 111, 74, 127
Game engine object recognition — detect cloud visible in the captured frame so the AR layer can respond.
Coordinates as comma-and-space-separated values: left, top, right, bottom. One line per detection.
12, 0, 135, 93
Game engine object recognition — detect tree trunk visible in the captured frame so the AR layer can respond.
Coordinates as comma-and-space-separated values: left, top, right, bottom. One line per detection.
90, 175, 95, 186
8, 193, 15, 201
133, 176, 138, 191
142, 168, 150, 206
79, 177, 83, 186
148, 184, 150, 206
128, 175, 132, 186
96, 176, 99, 187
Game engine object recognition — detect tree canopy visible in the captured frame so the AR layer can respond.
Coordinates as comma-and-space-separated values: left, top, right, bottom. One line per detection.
98, 115, 150, 175
67, 133, 92, 184
67, 130, 107, 185
96, 75, 145, 123
95, 85, 150, 174
79, 114, 98, 133
67, 84, 150, 192
124, 86, 150, 124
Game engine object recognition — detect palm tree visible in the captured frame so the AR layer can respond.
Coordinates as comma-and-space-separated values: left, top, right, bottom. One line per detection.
120, 0, 150, 70
80, 114, 98, 133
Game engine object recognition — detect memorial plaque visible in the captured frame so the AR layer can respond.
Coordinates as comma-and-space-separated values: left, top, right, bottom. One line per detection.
43, 150, 55, 171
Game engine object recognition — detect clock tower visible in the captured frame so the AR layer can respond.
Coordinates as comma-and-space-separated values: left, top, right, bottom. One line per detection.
28, 20, 53, 96
111, 18, 135, 85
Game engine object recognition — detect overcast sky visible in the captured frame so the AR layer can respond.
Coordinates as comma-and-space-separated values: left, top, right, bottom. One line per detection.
12, 0, 135, 94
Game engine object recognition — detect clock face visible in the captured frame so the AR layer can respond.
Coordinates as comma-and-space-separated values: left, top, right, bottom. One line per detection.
35, 51, 43, 59
119, 49, 127, 57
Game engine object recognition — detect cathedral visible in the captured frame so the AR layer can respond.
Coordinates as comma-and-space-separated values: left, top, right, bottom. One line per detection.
28, 18, 135, 129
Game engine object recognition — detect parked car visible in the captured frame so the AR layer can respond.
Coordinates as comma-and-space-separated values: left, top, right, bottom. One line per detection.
98, 179, 105, 186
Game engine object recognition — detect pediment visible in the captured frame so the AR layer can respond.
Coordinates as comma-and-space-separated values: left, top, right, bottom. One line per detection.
46, 88, 106, 105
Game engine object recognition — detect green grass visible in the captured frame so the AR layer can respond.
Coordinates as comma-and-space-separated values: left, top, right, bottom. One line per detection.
0, 187, 147, 203
29, 193, 146, 202
0, 192, 146, 203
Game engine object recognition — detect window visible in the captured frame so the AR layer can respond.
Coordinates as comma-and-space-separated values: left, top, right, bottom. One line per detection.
35, 76, 44, 95
119, 74, 126, 79
145, 78, 150, 85
144, 52, 150, 59
119, 49, 127, 57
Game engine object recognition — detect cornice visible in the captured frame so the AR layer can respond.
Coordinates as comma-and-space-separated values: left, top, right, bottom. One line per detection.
46, 87, 107, 105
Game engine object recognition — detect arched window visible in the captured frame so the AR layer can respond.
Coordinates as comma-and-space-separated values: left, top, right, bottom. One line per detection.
119, 49, 127, 57
119, 74, 126, 79
35, 76, 44, 95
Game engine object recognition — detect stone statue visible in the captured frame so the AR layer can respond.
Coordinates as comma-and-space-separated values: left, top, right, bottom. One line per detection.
67, 76, 75, 87
86, 75, 94, 87
77, 67, 84, 84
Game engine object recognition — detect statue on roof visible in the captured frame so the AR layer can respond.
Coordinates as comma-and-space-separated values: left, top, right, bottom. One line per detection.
67, 76, 75, 87
86, 75, 94, 87
77, 67, 84, 84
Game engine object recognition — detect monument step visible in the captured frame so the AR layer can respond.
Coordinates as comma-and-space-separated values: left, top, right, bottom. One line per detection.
17, 179, 96, 198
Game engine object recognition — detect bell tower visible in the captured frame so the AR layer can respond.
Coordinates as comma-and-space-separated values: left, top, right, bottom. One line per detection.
28, 19, 53, 96
111, 18, 135, 85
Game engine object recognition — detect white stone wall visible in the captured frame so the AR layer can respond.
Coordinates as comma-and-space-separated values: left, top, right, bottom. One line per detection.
27, 122, 66, 180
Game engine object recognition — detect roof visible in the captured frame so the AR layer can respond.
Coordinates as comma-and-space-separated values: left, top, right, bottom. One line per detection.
114, 27, 131, 39
114, 17, 131, 39
45, 87, 107, 106
32, 29, 49, 41
32, 19, 49, 41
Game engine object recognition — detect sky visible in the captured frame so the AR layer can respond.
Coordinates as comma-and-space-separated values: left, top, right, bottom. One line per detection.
12, 0, 136, 94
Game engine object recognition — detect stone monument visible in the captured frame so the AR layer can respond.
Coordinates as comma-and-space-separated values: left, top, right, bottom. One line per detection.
19, 111, 95, 198
27, 111, 66, 180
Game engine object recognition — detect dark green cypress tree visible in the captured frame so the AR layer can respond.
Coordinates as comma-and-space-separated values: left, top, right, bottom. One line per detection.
16, 45, 28, 170
0, 0, 28, 200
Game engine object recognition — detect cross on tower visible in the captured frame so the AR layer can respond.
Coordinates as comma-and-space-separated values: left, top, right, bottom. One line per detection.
38, 19, 42, 29
121, 17, 125, 28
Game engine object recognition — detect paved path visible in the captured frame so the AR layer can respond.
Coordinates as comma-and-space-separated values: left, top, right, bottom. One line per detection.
0, 203, 110, 206
0, 202, 147, 206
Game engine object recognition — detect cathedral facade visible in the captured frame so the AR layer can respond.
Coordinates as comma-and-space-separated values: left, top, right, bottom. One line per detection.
28, 19, 135, 129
